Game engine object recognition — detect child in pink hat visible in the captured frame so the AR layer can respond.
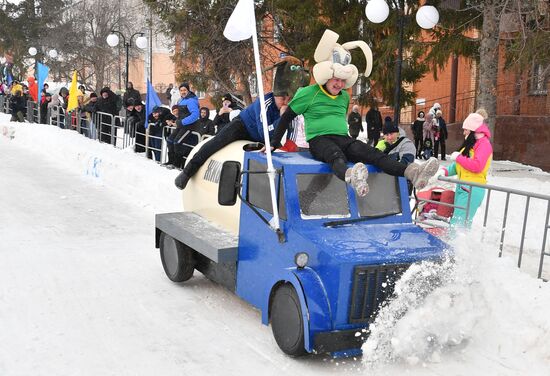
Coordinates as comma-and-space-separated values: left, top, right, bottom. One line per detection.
442, 112, 493, 227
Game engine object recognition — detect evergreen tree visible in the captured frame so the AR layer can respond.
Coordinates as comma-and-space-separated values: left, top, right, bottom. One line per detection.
0, 0, 68, 80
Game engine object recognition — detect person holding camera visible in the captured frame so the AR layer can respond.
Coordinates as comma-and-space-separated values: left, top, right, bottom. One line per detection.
213, 94, 233, 134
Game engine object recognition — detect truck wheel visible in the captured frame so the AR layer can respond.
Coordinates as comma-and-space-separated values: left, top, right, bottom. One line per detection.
159, 232, 195, 282
271, 284, 306, 356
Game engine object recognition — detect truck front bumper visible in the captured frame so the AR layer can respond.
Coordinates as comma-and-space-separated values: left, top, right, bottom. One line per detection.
313, 328, 367, 355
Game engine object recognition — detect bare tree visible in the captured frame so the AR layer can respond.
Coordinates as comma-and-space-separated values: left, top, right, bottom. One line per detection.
49, 0, 141, 91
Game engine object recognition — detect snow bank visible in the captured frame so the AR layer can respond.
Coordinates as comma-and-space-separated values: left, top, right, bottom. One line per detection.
1, 117, 181, 214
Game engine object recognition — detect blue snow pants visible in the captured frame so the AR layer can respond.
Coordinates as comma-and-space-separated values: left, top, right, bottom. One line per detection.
450, 184, 486, 228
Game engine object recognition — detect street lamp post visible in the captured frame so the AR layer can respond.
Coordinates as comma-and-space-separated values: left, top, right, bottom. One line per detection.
107, 31, 148, 91
365, 0, 439, 127
28, 47, 58, 71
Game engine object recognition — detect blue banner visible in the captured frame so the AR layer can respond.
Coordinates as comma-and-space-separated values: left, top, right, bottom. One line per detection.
145, 79, 161, 128
37, 62, 49, 104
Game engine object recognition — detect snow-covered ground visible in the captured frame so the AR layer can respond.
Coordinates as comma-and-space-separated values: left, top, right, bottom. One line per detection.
1, 115, 549, 375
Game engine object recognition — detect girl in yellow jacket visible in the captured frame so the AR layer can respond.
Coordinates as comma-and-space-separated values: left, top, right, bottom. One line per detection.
443, 113, 493, 227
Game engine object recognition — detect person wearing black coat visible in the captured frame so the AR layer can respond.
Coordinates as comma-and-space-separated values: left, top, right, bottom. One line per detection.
365, 105, 383, 147
347, 105, 363, 139
213, 94, 233, 133
411, 111, 425, 158
122, 82, 141, 107
9, 90, 26, 122
434, 110, 448, 160
129, 102, 146, 153
196, 107, 215, 136
40, 92, 52, 124
96, 87, 119, 144
148, 106, 175, 161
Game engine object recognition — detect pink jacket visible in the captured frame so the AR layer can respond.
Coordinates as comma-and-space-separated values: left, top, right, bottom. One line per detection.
455, 124, 492, 173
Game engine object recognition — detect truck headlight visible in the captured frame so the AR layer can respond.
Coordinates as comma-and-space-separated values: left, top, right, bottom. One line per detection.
294, 252, 309, 268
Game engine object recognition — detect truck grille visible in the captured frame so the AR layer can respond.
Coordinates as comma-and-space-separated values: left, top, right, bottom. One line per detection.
349, 264, 409, 324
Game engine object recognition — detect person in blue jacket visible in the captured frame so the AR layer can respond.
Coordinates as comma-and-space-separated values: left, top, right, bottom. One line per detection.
165, 82, 200, 169
175, 57, 309, 190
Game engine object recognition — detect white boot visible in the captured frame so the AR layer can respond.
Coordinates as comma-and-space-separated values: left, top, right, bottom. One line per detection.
404, 157, 439, 190
345, 162, 369, 197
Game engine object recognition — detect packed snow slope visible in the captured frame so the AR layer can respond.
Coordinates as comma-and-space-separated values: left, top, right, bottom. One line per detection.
0, 116, 549, 376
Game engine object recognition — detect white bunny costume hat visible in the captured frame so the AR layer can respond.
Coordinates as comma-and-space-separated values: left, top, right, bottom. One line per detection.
312, 29, 373, 89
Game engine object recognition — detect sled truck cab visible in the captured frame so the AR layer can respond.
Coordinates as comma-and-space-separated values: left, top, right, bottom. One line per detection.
155, 140, 447, 357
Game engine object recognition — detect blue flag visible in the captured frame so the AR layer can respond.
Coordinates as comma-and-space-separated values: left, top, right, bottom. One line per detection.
5, 66, 13, 86
37, 62, 49, 104
145, 79, 162, 128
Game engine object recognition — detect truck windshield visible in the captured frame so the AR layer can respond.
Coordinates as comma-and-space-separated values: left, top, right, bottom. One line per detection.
356, 173, 402, 217
297, 174, 350, 218
297, 172, 402, 220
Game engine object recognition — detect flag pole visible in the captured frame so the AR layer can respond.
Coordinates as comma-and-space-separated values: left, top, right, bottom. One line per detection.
249, 7, 281, 235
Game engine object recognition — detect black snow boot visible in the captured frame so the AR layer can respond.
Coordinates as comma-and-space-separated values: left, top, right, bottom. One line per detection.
174, 171, 190, 190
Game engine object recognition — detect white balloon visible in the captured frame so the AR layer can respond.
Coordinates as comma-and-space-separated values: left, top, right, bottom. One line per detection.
106, 34, 120, 47
28, 47, 37, 56
365, 0, 390, 24
416, 5, 439, 29
48, 49, 58, 59
135, 36, 148, 50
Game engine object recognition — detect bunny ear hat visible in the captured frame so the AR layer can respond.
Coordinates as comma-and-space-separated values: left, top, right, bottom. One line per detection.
312, 29, 373, 89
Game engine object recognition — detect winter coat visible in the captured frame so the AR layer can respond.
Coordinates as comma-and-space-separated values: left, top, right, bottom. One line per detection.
196, 107, 215, 136
96, 88, 119, 116
411, 117, 424, 140
40, 98, 52, 123
435, 116, 448, 140
123, 88, 141, 106
9, 94, 26, 115
83, 100, 98, 114
213, 112, 231, 133
422, 117, 437, 144
238, 92, 281, 142
365, 108, 383, 138
444, 124, 493, 185
176, 92, 200, 128
147, 106, 173, 136
375, 127, 416, 165
347, 111, 363, 137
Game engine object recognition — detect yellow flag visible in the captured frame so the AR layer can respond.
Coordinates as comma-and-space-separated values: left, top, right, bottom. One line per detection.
67, 70, 79, 112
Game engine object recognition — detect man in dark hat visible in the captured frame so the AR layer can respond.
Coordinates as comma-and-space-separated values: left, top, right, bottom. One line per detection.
123, 81, 141, 107
148, 105, 176, 161
376, 122, 416, 166
96, 87, 119, 143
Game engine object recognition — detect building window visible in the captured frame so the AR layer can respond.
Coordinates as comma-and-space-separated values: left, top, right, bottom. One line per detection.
529, 63, 548, 95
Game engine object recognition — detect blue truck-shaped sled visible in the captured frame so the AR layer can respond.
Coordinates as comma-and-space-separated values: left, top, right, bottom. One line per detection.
155, 141, 447, 357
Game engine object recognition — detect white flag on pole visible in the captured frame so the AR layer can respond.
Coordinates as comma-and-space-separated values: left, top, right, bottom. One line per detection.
223, 0, 255, 41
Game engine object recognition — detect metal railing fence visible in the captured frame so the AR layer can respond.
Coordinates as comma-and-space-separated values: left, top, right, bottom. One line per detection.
414, 176, 550, 279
